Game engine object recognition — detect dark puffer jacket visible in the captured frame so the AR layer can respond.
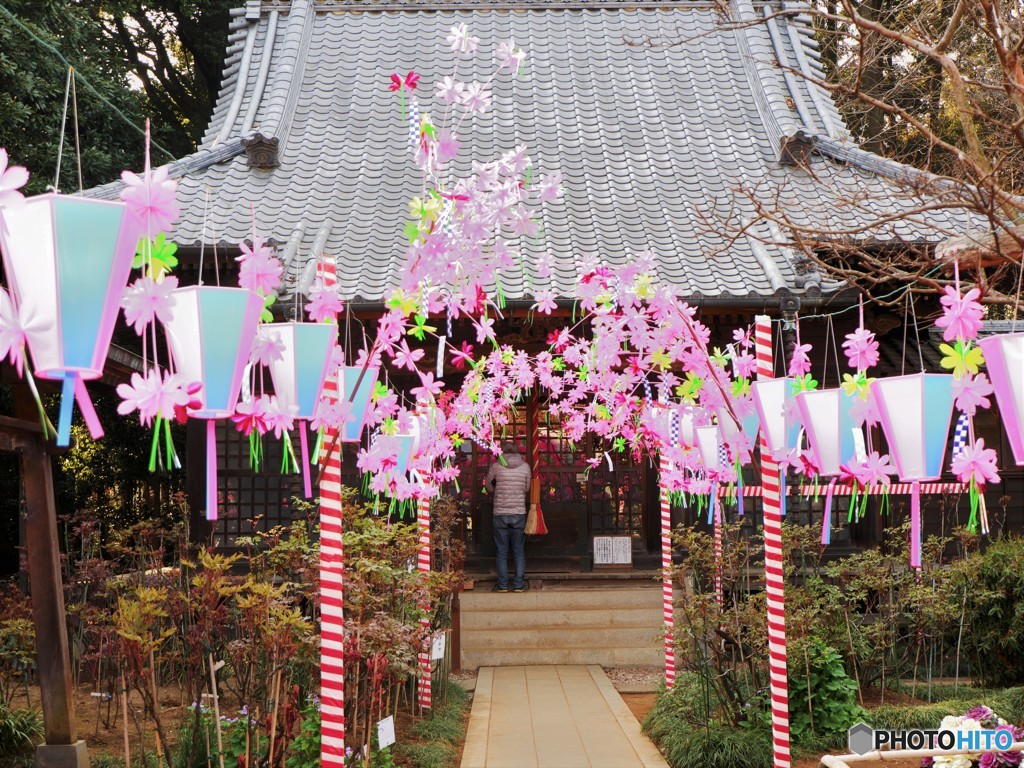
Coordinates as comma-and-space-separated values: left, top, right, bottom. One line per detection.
485, 453, 532, 516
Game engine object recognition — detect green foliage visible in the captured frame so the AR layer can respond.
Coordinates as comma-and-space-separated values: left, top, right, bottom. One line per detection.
284, 697, 320, 768
396, 743, 455, 768
397, 682, 469, 768
788, 640, 865, 745
953, 535, 1024, 687
643, 688, 773, 768
0, 705, 42, 756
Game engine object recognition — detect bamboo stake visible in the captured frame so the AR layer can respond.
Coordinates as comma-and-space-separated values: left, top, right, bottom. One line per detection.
121, 671, 132, 768
269, 669, 282, 767
150, 648, 164, 766
208, 654, 226, 768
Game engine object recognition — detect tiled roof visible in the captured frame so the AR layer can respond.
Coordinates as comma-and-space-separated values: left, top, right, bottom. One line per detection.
88, 0, 975, 303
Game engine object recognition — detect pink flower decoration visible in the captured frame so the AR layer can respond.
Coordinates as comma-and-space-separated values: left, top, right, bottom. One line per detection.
842, 327, 879, 371
435, 77, 465, 104
392, 339, 424, 371
460, 82, 492, 114
935, 285, 984, 342
951, 438, 1000, 488
533, 289, 557, 315
237, 248, 282, 295
412, 371, 444, 401
305, 283, 343, 322
264, 396, 297, 438
0, 148, 29, 209
732, 327, 752, 349
0, 289, 33, 377
952, 373, 993, 416
232, 396, 270, 436
117, 369, 190, 426
119, 165, 179, 236
122, 275, 178, 334
848, 451, 892, 489
238, 235, 273, 263
251, 327, 285, 366
732, 352, 756, 379
788, 341, 812, 378
451, 341, 475, 371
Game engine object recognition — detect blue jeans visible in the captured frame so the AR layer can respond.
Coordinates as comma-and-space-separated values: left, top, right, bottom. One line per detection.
493, 514, 526, 590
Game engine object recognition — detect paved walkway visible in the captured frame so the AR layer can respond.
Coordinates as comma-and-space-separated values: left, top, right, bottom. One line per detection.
461, 665, 670, 768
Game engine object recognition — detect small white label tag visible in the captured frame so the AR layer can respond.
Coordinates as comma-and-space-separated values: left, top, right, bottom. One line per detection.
377, 716, 396, 749
852, 428, 868, 462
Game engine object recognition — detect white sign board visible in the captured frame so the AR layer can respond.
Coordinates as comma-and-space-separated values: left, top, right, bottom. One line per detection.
377, 716, 396, 749
593, 536, 632, 565
431, 632, 446, 661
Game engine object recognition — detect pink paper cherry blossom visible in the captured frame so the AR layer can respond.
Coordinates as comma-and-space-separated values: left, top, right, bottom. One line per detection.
0, 288, 34, 377
251, 326, 285, 366
237, 248, 283, 295
119, 165, 179, 236
788, 341, 813, 378
0, 148, 29, 209
935, 284, 984, 342
952, 373, 994, 416
122, 275, 178, 334
951, 438, 1000, 488
117, 369, 190, 426
305, 282, 343, 322
842, 327, 879, 371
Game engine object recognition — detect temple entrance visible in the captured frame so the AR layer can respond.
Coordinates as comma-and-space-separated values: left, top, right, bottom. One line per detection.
455, 395, 657, 572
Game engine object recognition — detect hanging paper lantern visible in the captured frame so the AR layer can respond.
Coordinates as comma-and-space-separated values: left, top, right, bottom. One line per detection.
717, 406, 760, 464
695, 425, 721, 474
0, 193, 142, 445
794, 388, 860, 477
265, 322, 337, 498
979, 332, 1024, 465
339, 365, 380, 443
751, 377, 800, 460
163, 285, 263, 520
871, 373, 955, 567
652, 403, 699, 449
871, 373, 954, 482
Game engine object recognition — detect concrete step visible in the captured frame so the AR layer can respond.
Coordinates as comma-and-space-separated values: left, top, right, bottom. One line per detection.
461, 646, 664, 669
460, 587, 661, 612
462, 626, 661, 650
459, 586, 665, 669
461, 606, 661, 631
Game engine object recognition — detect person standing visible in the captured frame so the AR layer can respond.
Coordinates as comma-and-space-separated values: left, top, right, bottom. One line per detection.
485, 441, 532, 593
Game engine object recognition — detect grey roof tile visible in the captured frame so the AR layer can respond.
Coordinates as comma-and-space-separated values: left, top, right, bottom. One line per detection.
83, 0, 975, 304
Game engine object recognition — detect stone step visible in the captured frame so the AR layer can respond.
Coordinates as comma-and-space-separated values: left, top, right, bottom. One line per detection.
460, 587, 661, 612
462, 626, 662, 650
461, 646, 664, 669
461, 606, 661, 631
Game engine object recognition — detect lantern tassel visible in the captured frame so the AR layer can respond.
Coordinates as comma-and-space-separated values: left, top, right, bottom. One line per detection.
821, 478, 836, 545
707, 483, 716, 525
779, 471, 787, 518
56, 375, 76, 447
736, 468, 744, 517
165, 418, 180, 471
967, 478, 980, 533
910, 480, 922, 569
206, 420, 218, 521
73, 377, 103, 440
299, 422, 313, 498
148, 417, 162, 472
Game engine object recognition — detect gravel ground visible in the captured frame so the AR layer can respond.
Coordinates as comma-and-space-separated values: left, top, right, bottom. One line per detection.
603, 667, 663, 692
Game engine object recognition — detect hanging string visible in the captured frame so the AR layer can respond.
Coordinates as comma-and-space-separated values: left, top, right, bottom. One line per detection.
70, 68, 83, 193
53, 66, 72, 193
908, 289, 925, 373
199, 186, 211, 286
901, 291, 911, 376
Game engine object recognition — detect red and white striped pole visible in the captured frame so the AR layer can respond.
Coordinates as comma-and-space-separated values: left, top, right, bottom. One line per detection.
318, 258, 347, 768
416, 492, 433, 711
756, 315, 791, 768
658, 452, 675, 690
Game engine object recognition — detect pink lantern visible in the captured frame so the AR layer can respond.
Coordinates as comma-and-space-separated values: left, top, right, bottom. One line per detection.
794, 388, 860, 477
163, 285, 263, 519
979, 332, 1024, 465
717, 405, 760, 465
655, 403, 699, 449
751, 377, 800, 461
871, 373, 955, 567
0, 193, 143, 445
266, 322, 337, 498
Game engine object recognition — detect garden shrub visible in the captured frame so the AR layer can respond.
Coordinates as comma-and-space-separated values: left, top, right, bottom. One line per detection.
0, 704, 41, 757
788, 639, 865, 745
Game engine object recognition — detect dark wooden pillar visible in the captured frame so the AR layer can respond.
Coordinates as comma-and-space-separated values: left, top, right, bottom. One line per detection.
0, 412, 87, 767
